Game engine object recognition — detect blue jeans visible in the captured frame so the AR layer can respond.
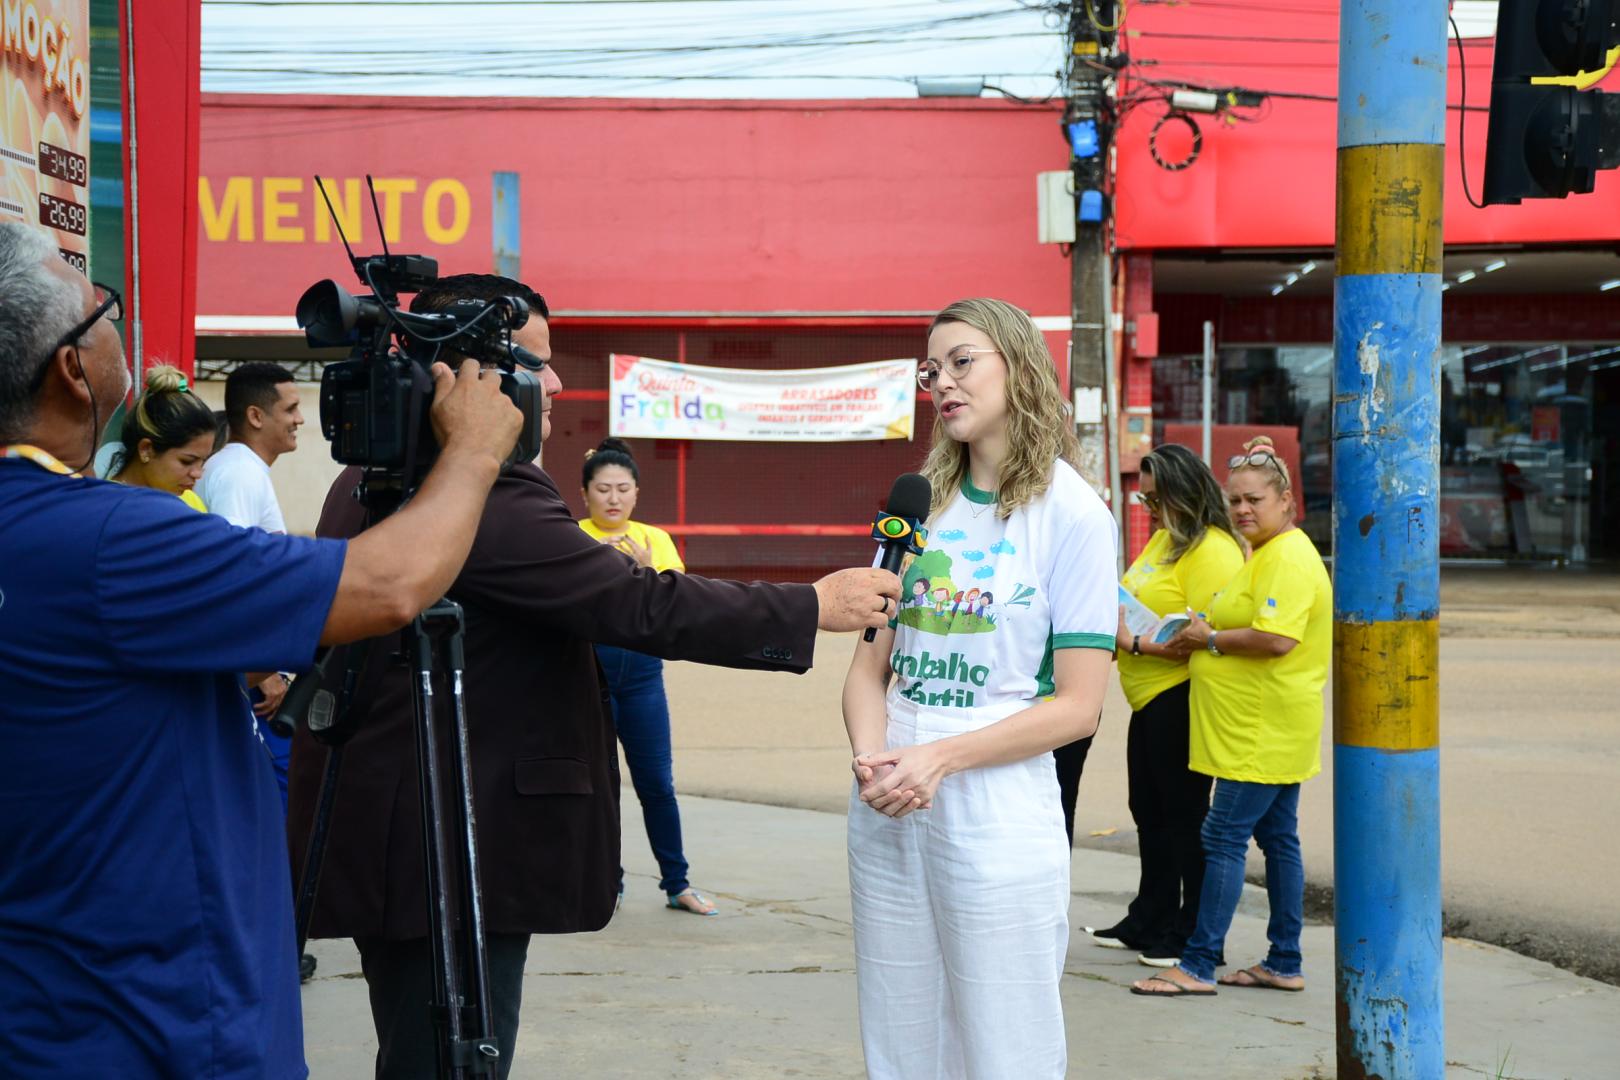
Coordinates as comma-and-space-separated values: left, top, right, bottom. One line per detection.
252, 686, 290, 816
595, 644, 691, 896
1179, 779, 1304, 984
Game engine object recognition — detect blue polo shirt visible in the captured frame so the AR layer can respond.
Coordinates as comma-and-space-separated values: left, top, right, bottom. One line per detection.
0, 458, 346, 1078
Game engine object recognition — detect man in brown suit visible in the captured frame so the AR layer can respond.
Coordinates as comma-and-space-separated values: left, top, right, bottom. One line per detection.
285, 274, 900, 1079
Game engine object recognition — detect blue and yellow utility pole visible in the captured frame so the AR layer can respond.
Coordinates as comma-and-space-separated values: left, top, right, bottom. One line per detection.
1332, 2, 1445, 1077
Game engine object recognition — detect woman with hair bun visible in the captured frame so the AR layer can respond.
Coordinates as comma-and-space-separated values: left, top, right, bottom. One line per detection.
1132, 434, 1331, 998
107, 365, 222, 511
578, 437, 717, 916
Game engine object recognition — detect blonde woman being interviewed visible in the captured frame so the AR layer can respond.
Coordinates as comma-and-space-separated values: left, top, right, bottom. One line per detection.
1085, 444, 1244, 968
1131, 436, 1331, 998
842, 298, 1118, 1078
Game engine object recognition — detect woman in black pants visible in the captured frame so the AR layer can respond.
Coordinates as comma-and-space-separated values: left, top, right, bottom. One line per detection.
1084, 444, 1245, 967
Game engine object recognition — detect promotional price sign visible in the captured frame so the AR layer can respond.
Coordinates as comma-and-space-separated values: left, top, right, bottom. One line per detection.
609, 353, 917, 443
2, 0, 92, 270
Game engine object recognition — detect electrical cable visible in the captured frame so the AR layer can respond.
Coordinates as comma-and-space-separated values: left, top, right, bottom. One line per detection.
1085, 0, 1125, 33
983, 82, 1060, 104
1148, 110, 1201, 170
1450, 12, 1488, 209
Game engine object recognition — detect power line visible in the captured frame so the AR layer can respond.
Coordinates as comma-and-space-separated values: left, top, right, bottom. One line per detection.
203, 32, 1062, 59
201, 67, 1056, 80
1128, 29, 1495, 47
205, 0, 907, 5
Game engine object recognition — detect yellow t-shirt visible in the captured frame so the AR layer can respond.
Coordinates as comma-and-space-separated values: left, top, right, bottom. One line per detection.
179, 489, 208, 513
1117, 527, 1245, 712
578, 518, 684, 573
1188, 527, 1331, 785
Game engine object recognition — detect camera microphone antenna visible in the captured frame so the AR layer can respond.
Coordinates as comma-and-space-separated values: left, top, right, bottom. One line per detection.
313, 175, 360, 267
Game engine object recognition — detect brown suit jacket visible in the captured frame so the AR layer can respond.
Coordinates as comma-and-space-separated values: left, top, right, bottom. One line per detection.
285, 463, 818, 939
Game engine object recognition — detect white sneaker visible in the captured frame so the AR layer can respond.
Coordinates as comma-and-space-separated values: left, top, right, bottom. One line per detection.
1083, 926, 1132, 950
1137, 951, 1181, 968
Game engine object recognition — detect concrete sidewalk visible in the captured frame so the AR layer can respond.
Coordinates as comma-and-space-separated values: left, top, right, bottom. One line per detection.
301, 796, 1620, 1079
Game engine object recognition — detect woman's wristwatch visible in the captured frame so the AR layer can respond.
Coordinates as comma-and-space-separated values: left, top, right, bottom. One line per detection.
1130, 634, 1142, 656
1206, 631, 1223, 657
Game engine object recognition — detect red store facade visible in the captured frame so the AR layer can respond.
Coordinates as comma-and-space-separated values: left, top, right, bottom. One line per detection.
193, 10, 1620, 571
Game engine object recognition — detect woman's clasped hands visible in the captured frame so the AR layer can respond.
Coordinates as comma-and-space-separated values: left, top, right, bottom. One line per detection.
852, 743, 951, 818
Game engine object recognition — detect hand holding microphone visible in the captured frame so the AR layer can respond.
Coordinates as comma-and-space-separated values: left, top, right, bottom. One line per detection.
861, 473, 932, 642
812, 568, 903, 633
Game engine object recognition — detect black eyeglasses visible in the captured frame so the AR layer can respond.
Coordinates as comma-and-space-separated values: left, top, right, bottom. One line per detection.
54, 282, 124, 353
29, 283, 122, 392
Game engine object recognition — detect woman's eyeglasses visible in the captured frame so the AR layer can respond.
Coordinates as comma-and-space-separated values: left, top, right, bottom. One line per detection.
1131, 490, 1161, 513
1228, 450, 1284, 473
918, 348, 998, 389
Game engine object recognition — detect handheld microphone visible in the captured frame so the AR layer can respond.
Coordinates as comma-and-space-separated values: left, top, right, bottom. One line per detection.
865, 472, 933, 642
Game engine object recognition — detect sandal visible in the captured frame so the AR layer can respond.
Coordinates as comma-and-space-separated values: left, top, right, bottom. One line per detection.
666, 888, 719, 916
1218, 965, 1304, 992
1130, 971, 1217, 997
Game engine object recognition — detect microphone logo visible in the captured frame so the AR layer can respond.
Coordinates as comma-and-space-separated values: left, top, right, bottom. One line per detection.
872, 514, 928, 553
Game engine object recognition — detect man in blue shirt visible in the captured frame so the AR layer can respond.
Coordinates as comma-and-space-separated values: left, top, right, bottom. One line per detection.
0, 220, 526, 1079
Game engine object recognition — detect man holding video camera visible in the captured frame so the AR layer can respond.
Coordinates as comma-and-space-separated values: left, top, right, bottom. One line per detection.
286, 273, 900, 1079
0, 222, 529, 1079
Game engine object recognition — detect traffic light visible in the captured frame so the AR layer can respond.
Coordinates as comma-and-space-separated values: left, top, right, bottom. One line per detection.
1483, 0, 1620, 203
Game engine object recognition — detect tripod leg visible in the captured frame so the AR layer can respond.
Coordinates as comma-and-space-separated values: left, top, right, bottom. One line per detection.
293, 744, 345, 957
410, 612, 470, 1080
442, 627, 500, 1075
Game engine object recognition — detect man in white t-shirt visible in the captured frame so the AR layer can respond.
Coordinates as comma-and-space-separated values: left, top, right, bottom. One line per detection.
198, 360, 311, 977
198, 362, 302, 533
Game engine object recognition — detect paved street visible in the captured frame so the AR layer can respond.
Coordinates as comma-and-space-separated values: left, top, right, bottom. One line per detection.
303, 796, 1620, 1078
660, 570, 1620, 984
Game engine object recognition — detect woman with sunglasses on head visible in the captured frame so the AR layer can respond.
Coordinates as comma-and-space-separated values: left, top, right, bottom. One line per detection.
842, 299, 1117, 1078
106, 365, 222, 512
1084, 444, 1244, 968
578, 437, 718, 916
1131, 435, 1331, 998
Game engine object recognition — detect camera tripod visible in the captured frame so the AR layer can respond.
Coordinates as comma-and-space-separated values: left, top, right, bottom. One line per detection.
291, 599, 500, 1079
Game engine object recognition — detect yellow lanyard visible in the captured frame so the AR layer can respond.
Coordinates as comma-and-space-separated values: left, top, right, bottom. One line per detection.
0, 444, 81, 478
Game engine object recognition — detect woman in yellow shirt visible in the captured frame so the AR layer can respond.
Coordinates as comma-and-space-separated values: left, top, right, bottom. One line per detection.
1132, 436, 1331, 997
578, 438, 716, 916
105, 365, 220, 512
1085, 444, 1243, 968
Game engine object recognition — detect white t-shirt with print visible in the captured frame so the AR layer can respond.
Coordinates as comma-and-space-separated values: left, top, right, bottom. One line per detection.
887, 460, 1118, 713
198, 443, 286, 533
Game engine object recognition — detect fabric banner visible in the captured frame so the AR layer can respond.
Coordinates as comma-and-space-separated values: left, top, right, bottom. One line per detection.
1, 0, 92, 272
609, 354, 917, 442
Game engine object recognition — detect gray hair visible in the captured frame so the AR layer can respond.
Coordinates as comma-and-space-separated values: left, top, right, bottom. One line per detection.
0, 222, 84, 440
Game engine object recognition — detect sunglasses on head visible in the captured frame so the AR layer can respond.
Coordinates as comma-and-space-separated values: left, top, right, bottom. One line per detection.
1229, 450, 1283, 472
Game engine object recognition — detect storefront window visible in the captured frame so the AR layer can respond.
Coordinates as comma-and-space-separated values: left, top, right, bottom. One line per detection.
1153, 343, 1620, 562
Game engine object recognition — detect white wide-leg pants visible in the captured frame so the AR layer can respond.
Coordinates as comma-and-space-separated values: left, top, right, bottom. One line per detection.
848, 698, 1072, 1080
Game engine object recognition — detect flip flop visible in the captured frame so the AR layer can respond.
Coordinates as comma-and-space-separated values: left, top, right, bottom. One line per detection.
1130, 973, 1217, 998
666, 888, 719, 916
1218, 965, 1305, 992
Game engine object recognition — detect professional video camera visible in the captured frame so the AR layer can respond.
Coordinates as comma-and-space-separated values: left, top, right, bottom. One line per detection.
285, 178, 539, 1077
294, 207, 544, 483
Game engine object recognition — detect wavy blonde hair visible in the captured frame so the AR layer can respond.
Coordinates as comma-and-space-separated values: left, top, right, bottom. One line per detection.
919, 298, 1079, 520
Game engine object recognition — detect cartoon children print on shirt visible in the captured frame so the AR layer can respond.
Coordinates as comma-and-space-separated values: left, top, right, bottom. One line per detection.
897, 547, 1000, 636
